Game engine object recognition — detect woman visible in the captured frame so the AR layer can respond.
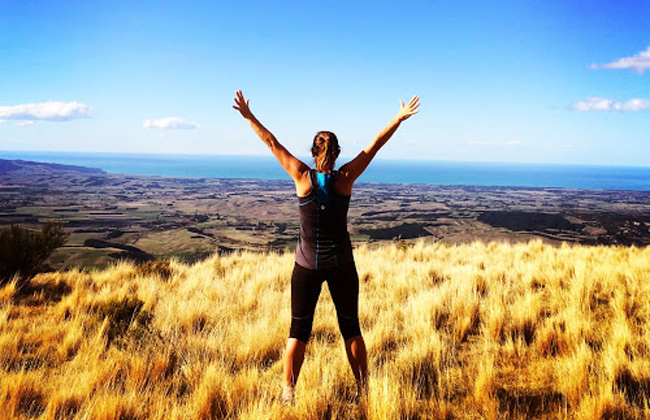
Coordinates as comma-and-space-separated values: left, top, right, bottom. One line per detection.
232, 90, 420, 403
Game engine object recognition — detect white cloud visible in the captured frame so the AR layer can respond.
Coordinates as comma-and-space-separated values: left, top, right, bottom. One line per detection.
143, 117, 199, 130
573, 97, 650, 112
16, 121, 36, 127
502, 140, 521, 146
591, 46, 650, 74
0, 101, 92, 121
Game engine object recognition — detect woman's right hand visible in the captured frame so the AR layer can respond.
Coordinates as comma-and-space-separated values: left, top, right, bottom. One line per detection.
233, 90, 254, 119
395, 95, 420, 122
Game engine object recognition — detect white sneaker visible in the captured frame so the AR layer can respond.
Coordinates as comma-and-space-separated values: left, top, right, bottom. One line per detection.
354, 385, 369, 407
281, 385, 295, 406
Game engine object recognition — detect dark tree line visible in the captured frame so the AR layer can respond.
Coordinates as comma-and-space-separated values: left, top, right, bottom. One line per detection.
0, 222, 68, 287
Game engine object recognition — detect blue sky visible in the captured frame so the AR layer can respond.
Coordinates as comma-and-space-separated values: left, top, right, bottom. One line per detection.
1, 0, 649, 166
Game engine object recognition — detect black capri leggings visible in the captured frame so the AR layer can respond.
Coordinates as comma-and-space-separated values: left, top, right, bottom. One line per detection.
289, 262, 362, 343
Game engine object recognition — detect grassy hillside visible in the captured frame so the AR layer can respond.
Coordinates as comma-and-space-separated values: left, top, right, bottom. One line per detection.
1, 240, 649, 419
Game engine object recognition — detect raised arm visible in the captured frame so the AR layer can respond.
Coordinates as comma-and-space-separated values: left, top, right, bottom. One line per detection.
233, 90, 310, 191
338, 96, 420, 193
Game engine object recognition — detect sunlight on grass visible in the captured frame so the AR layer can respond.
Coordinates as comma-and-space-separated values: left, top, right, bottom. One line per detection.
1, 240, 649, 419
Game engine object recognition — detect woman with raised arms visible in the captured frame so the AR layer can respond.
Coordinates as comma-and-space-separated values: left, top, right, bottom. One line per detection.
233, 90, 420, 404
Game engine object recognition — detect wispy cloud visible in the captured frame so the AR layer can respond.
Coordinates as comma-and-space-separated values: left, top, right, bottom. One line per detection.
573, 97, 650, 112
591, 46, 650, 74
16, 121, 36, 127
502, 140, 521, 146
143, 117, 199, 130
0, 101, 92, 121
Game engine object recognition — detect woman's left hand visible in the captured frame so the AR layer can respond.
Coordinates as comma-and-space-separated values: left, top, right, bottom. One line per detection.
233, 90, 254, 119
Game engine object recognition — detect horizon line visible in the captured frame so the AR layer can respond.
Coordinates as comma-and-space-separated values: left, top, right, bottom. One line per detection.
2, 149, 650, 169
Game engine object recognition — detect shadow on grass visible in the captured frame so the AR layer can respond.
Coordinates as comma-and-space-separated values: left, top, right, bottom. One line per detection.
12, 278, 72, 306
495, 387, 566, 417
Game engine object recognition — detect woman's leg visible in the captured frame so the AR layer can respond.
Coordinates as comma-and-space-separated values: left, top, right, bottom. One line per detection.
327, 263, 367, 392
285, 263, 322, 396
284, 338, 307, 388
345, 335, 368, 394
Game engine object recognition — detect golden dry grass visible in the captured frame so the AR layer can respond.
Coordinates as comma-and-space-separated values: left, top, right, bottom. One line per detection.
1, 240, 650, 419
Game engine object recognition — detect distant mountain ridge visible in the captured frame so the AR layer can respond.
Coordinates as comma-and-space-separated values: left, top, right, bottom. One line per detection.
0, 158, 105, 175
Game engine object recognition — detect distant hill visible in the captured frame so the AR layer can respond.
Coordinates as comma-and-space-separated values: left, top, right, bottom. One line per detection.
0, 158, 105, 175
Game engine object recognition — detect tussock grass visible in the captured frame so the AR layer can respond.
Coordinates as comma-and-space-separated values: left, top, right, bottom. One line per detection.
1, 240, 650, 419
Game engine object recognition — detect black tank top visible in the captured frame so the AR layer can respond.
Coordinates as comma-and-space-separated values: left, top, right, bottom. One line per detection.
295, 169, 354, 270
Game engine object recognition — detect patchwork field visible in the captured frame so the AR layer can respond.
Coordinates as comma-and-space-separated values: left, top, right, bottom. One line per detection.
2, 159, 649, 270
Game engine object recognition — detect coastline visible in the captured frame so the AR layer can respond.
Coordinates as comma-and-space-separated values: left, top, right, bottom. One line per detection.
3, 151, 650, 191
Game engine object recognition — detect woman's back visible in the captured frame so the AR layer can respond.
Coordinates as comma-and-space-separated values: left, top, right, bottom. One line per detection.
296, 169, 354, 270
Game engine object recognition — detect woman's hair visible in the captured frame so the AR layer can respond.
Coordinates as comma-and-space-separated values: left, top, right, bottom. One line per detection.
311, 131, 341, 173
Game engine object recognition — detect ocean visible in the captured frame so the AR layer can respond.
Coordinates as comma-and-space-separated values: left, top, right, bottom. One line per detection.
2, 150, 650, 192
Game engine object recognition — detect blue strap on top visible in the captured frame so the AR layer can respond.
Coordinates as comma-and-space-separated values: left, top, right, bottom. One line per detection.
315, 172, 332, 203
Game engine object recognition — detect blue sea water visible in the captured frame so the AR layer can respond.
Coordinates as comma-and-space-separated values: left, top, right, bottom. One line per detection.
2, 150, 650, 191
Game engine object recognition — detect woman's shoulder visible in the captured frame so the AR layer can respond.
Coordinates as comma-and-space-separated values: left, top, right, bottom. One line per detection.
295, 168, 314, 197
332, 168, 353, 196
